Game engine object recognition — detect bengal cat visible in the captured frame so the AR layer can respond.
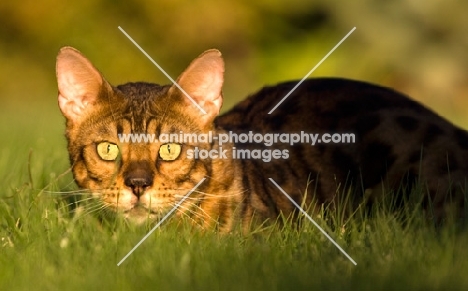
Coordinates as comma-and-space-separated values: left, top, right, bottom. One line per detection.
56, 46, 467, 231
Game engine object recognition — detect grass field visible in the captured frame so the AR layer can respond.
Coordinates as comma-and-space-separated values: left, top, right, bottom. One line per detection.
1, 101, 468, 291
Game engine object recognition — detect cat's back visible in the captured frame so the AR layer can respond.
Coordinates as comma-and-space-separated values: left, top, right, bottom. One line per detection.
216, 77, 468, 220
216, 77, 441, 134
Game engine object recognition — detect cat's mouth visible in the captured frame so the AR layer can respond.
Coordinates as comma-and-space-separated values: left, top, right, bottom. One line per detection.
122, 202, 170, 223
123, 205, 158, 224
125, 203, 156, 214
101, 189, 181, 223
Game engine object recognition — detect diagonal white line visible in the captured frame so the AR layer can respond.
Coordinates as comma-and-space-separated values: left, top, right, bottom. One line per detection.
118, 26, 207, 115
268, 178, 357, 266
268, 27, 356, 114
117, 178, 206, 266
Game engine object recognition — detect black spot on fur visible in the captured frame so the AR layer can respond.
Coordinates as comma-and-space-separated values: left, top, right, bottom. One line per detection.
335, 92, 399, 117
316, 145, 326, 155
280, 97, 301, 115
332, 149, 358, 178
423, 123, 444, 145
408, 150, 423, 164
335, 100, 363, 117
447, 154, 459, 172
396, 116, 418, 131
355, 114, 381, 137
268, 115, 289, 131
437, 153, 459, 174
360, 142, 395, 187
288, 144, 312, 178
454, 128, 468, 150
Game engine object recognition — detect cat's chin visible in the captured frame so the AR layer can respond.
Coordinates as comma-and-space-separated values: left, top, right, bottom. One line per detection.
123, 206, 159, 225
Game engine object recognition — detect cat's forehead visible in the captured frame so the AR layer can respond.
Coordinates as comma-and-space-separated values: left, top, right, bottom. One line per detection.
106, 81, 194, 133
116, 82, 169, 101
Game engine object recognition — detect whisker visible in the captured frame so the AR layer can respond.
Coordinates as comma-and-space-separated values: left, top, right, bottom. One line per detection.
42, 189, 90, 196
78, 202, 109, 217
177, 203, 219, 226
58, 196, 98, 211
176, 205, 207, 228
174, 191, 245, 200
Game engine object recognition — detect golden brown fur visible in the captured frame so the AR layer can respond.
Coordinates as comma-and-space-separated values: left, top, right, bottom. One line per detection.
57, 47, 243, 231
57, 47, 467, 232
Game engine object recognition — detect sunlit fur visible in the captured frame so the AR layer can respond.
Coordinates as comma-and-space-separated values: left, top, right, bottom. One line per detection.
64, 82, 243, 231
58, 47, 467, 232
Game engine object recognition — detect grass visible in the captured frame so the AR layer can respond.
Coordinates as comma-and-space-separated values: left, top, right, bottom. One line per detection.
1, 101, 468, 291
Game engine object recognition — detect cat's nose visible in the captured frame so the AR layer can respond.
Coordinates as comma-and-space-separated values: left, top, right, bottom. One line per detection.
124, 161, 154, 198
125, 177, 153, 198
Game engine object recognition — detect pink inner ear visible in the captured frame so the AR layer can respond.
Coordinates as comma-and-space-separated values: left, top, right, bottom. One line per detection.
56, 47, 103, 122
176, 49, 225, 119
57, 80, 90, 120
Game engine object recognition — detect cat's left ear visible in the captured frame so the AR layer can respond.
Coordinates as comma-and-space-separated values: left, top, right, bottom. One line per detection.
170, 49, 224, 127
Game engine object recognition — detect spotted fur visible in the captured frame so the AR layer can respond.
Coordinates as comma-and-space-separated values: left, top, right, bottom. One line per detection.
57, 47, 467, 231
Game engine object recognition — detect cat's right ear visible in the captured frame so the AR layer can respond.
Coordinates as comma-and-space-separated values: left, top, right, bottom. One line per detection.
170, 49, 224, 129
56, 47, 110, 123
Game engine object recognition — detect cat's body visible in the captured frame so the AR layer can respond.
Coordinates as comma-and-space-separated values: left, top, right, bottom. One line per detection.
218, 78, 468, 225
56, 47, 467, 231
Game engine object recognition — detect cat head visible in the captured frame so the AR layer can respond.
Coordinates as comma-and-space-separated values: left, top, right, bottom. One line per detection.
56, 47, 235, 224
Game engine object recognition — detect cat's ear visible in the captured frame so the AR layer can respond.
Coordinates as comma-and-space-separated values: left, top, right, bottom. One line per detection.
171, 49, 224, 127
56, 47, 110, 123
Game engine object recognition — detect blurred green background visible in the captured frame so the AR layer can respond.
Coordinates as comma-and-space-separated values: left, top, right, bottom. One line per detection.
1, 0, 468, 183
1, 3, 468, 289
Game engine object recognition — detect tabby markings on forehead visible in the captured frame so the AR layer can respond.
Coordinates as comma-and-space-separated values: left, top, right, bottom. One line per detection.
146, 117, 158, 136
118, 118, 134, 134
116, 123, 124, 135
119, 116, 158, 134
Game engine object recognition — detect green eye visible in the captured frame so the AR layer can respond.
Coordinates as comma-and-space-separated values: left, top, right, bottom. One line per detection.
97, 142, 119, 161
159, 143, 181, 161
